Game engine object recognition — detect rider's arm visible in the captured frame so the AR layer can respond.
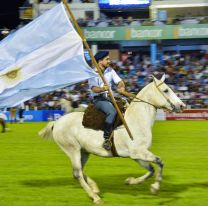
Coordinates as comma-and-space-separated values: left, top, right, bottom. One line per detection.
110, 69, 135, 99
117, 81, 135, 98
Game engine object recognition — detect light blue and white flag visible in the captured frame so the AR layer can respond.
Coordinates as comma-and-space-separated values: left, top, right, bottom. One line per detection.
0, 2, 97, 108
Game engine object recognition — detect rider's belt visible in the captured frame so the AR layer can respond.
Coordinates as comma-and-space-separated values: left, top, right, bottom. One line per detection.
94, 93, 108, 99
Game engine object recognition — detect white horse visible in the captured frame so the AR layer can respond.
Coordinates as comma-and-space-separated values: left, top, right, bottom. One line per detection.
59, 98, 87, 113
39, 74, 185, 204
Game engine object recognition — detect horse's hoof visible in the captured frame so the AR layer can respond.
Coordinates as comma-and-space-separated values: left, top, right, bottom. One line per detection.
150, 182, 160, 194
93, 198, 103, 205
125, 177, 135, 185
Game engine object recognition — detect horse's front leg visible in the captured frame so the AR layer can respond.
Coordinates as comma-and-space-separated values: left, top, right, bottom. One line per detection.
125, 160, 155, 185
129, 147, 164, 194
150, 156, 164, 194
58, 144, 102, 204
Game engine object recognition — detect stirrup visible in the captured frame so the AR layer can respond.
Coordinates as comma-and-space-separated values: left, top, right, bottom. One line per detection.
102, 139, 111, 151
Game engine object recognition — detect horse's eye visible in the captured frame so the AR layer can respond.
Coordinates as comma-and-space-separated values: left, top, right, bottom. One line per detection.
164, 89, 169, 93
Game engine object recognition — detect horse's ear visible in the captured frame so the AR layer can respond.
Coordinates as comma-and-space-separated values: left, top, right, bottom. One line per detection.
160, 74, 166, 82
149, 75, 155, 82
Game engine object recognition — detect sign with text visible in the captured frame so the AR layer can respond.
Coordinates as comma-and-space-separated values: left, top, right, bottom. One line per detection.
3, 110, 64, 122
166, 109, 208, 120
83, 24, 208, 41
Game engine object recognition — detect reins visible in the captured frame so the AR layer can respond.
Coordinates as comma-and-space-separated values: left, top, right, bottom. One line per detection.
130, 80, 174, 112
132, 97, 158, 110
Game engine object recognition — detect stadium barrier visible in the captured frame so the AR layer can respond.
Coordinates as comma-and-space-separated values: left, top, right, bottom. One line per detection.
2, 110, 64, 122
166, 109, 208, 120
1, 109, 165, 122
1, 109, 207, 122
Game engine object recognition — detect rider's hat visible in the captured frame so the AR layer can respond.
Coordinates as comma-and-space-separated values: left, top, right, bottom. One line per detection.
94, 51, 109, 62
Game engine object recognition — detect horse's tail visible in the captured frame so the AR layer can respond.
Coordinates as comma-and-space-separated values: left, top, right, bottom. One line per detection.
38, 121, 55, 140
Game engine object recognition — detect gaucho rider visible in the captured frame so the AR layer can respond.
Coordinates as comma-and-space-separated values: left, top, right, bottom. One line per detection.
88, 51, 133, 151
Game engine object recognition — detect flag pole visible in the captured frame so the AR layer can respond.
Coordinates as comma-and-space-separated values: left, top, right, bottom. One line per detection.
62, 0, 133, 141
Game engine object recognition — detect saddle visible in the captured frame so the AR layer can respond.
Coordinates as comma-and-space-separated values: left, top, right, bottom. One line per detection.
82, 98, 127, 131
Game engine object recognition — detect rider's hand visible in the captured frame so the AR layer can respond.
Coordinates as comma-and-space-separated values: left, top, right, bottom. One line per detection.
117, 87, 125, 94
102, 84, 109, 91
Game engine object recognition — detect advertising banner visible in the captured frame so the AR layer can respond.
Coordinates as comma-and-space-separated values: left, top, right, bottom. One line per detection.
3, 110, 64, 122
166, 109, 208, 120
83, 24, 208, 41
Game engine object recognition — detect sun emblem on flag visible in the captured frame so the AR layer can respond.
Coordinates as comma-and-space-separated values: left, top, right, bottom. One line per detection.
1, 67, 21, 85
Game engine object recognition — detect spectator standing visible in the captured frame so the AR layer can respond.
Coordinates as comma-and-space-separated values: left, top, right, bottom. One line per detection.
9, 107, 17, 123
70, 91, 80, 109
18, 103, 25, 123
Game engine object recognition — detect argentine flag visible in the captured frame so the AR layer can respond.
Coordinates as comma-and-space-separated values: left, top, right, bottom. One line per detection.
0, 3, 97, 108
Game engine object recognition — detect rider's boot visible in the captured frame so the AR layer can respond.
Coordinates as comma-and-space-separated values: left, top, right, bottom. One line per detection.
102, 123, 113, 151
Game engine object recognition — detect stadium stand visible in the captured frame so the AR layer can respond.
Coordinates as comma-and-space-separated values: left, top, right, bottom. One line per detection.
0, 0, 207, 110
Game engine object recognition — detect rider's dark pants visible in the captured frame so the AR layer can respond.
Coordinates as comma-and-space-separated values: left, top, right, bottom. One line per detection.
93, 95, 117, 139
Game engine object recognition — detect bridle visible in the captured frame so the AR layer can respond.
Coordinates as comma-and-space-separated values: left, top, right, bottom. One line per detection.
132, 80, 175, 112
132, 97, 158, 110
155, 81, 176, 111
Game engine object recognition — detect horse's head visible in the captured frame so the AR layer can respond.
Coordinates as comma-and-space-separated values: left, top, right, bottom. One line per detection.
148, 74, 186, 112
59, 98, 73, 113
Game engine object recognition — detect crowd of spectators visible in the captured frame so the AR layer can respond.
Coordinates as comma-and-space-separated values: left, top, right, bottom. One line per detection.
114, 51, 208, 109
1, 0, 207, 109
24, 84, 90, 110
77, 15, 208, 28
23, 51, 208, 110
37, 0, 208, 27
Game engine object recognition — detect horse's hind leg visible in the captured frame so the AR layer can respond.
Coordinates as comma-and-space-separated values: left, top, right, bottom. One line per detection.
81, 150, 100, 194
58, 144, 101, 204
125, 160, 155, 185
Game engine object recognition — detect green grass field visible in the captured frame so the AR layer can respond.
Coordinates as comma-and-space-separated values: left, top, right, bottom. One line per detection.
0, 121, 208, 206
